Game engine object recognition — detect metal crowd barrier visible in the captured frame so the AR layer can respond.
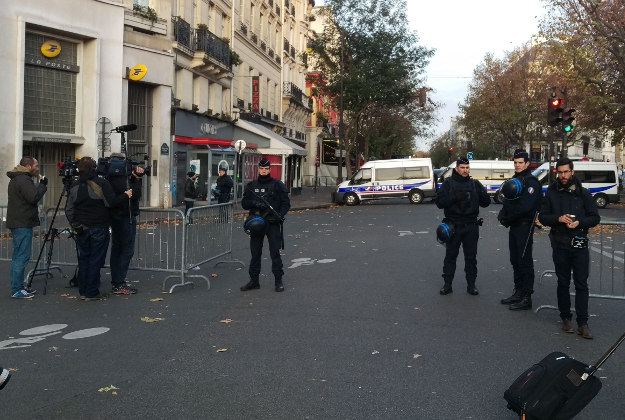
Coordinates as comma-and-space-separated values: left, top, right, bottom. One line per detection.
536, 220, 625, 312
1, 203, 244, 294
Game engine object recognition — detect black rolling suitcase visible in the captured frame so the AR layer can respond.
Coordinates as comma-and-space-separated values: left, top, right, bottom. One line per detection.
504, 331, 625, 420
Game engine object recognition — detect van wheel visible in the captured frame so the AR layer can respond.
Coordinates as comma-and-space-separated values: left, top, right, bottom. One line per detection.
344, 192, 360, 206
409, 189, 424, 204
494, 190, 504, 204
595, 194, 608, 209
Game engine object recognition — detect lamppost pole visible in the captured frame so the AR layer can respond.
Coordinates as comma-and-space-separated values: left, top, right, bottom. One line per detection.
337, 32, 345, 184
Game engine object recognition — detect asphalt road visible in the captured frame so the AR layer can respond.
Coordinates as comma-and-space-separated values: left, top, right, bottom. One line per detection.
1, 200, 624, 419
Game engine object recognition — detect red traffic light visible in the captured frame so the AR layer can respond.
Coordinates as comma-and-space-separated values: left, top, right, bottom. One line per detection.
449, 147, 454, 151
550, 98, 562, 107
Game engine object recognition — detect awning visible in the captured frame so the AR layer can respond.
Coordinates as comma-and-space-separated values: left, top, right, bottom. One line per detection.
174, 136, 257, 149
238, 120, 307, 157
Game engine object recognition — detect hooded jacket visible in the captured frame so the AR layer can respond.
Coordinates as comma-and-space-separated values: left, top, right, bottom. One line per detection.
65, 170, 124, 228
435, 170, 490, 223
538, 175, 600, 249
6, 165, 47, 229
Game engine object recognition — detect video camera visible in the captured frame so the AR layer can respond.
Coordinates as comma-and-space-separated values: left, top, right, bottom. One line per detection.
57, 158, 80, 178
97, 155, 151, 178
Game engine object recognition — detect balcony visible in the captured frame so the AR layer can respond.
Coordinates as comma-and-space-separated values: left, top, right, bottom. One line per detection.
240, 22, 248, 36
251, 32, 258, 44
172, 16, 191, 50
124, 9, 167, 35
237, 98, 245, 109
268, 48, 274, 58
190, 29, 232, 77
290, 46, 296, 59
260, 41, 266, 52
284, 38, 290, 53
283, 82, 311, 110
276, 6, 281, 16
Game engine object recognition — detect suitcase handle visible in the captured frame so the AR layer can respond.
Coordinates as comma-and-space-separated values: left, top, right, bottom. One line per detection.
584, 331, 625, 378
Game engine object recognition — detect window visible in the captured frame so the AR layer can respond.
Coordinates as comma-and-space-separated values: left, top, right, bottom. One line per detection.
24, 32, 78, 134
134, 0, 149, 8
376, 168, 402, 181
403, 166, 426, 179
352, 168, 371, 185
469, 168, 491, 180
580, 170, 615, 183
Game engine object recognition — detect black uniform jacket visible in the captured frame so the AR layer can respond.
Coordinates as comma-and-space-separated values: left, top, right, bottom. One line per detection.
241, 175, 290, 223
436, 170, 490, 224
538, 176, 600, 249
498, 168, 542, 226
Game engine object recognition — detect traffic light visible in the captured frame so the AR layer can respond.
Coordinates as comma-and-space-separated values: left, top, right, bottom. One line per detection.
448, 147, 454, 159
562, 108, 576, 132
547, 97, 564, 126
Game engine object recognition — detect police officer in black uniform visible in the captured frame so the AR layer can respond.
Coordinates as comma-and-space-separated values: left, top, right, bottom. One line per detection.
538, 157, 600, 339
215, 167, 234, 203
240, 158, 291, 292
436, 157, 490, 295
498, 149, 543, 310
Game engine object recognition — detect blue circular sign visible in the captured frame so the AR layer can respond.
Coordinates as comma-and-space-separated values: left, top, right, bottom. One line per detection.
467, 152, 474, 160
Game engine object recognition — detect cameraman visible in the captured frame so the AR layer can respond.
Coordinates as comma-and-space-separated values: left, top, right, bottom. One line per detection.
65, 157, 131, 301
108, 153, 143, 295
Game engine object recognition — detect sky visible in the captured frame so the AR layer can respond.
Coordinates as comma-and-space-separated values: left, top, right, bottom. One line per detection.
407, 0, 547, 148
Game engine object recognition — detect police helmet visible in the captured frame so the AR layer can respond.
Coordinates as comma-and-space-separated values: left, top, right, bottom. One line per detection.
244, 216, 267, 236
500, 178, 523, 200
436, 221, 455, 244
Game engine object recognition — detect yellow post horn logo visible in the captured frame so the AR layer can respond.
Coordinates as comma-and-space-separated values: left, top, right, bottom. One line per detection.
41, 40, 62, 58
129, 64, 148, 81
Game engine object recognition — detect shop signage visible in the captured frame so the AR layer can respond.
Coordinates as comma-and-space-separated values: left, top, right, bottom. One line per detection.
26, 55, 79, 73
129, 64, 148, 81
251, 76, 260, 113
200, 122, 218, 135
161, 143, 169, 155
30, 137, 71, 143
41, 40, 61, 58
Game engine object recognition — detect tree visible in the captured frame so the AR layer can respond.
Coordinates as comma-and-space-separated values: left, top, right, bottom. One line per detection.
309, 0, 435, 176
539, 0, 625, 143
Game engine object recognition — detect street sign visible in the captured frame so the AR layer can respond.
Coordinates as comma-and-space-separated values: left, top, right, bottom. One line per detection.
96, 117, 112, 142
467, 152, 474, 160
234, 139, 246, 154
335, 149, 346, 158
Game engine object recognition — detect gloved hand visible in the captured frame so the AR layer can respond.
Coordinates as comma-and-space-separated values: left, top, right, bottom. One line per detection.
498, 213, 511, 228
255, 201, 268, 210
40, 176, 48, 185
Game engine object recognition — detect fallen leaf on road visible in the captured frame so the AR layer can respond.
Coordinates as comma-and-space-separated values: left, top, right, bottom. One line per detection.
140, 317, 165, 323
219, 319, 234, 324
149, 298, 164, 302
48, 346, 58, 351
211, 273, 218, 278
98, 385, 119, 392
216, 348, 228, 352
413, 354, 422, 359
371, 350, 379, 355
7, 368, 18, 372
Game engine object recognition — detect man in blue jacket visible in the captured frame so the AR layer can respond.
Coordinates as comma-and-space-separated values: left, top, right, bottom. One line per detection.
539, 157, 600, 339
436, 157, 490, 296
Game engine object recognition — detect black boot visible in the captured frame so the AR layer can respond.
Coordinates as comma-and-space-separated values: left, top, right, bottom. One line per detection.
467, 283, 479, 296
275, 277, 284, 292
501, 289, 522, 304
240, 278, 260, 291
509, 294, 532, 311
440, 281, 453, 295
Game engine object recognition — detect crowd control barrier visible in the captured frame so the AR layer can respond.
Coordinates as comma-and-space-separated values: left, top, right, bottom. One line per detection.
0, 203, 243, 294
536, 220, 625, 313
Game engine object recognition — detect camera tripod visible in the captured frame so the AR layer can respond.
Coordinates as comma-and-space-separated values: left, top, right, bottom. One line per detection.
26, 176, 74, 295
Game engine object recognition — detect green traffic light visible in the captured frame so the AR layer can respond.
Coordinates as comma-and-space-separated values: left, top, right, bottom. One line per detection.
564, 124, 575, 132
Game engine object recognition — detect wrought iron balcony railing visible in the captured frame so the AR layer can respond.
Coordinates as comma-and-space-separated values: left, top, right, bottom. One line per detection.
172, 16, 191, 49
194, 29, 231, 67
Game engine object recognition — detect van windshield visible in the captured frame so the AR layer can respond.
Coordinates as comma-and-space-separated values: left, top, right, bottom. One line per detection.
351, 168, 372, 185
532, 167, 548, 182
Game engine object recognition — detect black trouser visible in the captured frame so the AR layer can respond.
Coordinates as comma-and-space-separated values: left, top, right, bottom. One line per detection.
442, 223, 479, 285
552, 246, 590, 326
509, 222, 535, 295
249, 222, 283, 280
110, 216, 137, 288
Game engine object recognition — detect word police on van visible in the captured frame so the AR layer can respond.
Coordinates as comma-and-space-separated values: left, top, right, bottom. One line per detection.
333, 158, 435, 206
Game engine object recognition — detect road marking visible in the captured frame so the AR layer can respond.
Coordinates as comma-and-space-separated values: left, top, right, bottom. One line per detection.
288, 257, 336, 269
0, 324, 110, 351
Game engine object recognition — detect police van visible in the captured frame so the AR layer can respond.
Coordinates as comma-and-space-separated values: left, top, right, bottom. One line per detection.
437, 160, 515, 203
532, 161, 619, 208
333, 158, 435, 206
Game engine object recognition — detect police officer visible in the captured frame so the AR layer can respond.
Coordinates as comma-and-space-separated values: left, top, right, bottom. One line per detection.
215, 167, 233, 203
538, 158, 600, 339
498, 149, 542, 310
436, 157, 490, 295
240, 158, 290, 292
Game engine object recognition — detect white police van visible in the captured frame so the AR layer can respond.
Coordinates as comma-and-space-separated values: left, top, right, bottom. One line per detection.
532, 161, 619, 208
333, 158, 435, 206
437, 160, 515, 203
